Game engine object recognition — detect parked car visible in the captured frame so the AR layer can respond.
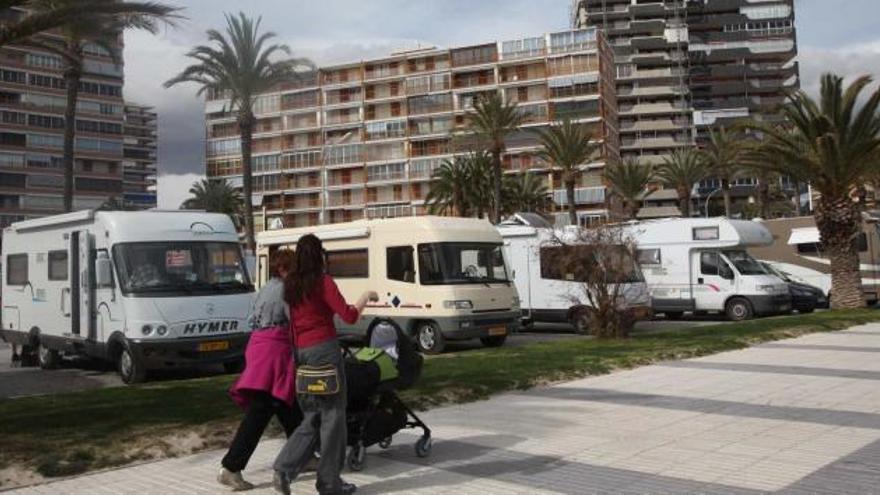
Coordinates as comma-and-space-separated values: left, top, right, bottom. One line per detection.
760, 262, 828, 312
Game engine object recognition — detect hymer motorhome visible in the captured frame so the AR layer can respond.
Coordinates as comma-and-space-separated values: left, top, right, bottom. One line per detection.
1, 211, 255, 383
256, 216, 519, 354
751, 215, 880, 304
498, 214, 652, 333
624, 218, 791, 320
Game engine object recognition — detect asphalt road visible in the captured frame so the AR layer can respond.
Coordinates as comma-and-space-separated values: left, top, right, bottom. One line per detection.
0, 317, 727, 399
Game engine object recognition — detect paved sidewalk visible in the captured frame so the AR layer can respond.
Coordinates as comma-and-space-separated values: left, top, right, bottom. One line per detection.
9, 324, 880, 494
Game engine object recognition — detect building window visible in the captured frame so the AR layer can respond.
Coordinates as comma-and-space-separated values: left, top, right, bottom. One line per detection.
326, 249, 369, 278
48, 250, 68, 281
6, 254, 28, 285
387, 246, 415, 283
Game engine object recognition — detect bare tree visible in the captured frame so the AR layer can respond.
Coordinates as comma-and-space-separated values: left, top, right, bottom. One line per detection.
544, 225, 649, 338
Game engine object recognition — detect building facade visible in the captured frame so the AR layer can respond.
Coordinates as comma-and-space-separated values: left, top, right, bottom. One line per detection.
0, 8, 131, 229
574, 0, 695, 166
122, 104, 158, 209
203, 28, 619, 229
574, 0, 800, 213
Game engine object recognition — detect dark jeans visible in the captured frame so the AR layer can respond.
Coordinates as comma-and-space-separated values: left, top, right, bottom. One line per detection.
274, 340, 347, 494
222, 391, 303, 473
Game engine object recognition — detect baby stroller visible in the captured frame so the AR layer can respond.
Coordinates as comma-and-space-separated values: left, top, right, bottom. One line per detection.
342, 319, 432, 471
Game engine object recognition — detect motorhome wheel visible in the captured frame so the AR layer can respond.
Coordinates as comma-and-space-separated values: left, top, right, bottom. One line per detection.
725, 298, 753, 321
664, 311, 684, 320
118, 342, 147, 384
37, 340, 60, 370
415, 322, 445, 354
570, 310, 592, 335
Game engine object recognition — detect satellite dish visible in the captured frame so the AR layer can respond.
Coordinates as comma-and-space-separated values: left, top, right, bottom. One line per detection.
268, 218, 285, 230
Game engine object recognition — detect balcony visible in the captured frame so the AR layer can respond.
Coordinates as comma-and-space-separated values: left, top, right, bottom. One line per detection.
326, 169, 365, 187
366, 204, 412, 219
364, 62, 404, 81
453, 70, 496, 90
553, 186, 605, 206
327, 190, 365, 208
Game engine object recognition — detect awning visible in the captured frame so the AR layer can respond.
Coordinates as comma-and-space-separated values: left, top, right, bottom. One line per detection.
787, 227, 819, 245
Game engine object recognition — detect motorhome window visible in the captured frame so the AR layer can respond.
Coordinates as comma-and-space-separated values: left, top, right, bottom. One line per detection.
112, 242, 251, 296
48, 250, 68, 281
721, 250, 767, 276
418, 242, 508, 285
326, 249, 368, 278
795, 242, 821, 254
6, 253, 27, 285
636, 249, 661, 265
693, 227, 719, 241
541, 245, 643, 283
700, 252, 720, 276
386, 246, 415, 283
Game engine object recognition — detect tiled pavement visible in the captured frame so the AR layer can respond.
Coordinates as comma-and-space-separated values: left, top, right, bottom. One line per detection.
8, 324, 880, 494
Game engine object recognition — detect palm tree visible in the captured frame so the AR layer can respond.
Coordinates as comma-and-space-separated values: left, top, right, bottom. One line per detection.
700, 127, 745, 217
604, 157, 653, 220
23, 1, 180, 214
744, 73, 880, 309
181, 178, 243, 227
503, 172, 551, 215
0, 0, 172, 47
425, 156, 471, 217
465, 92, 524, 224
425, 152, 493, 218
655, 149, 709, 218
165, 12, 313, 254
535, 118, 601, 226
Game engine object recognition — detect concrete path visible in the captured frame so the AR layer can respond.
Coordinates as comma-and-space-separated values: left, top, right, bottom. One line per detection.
8, 324, 880, 494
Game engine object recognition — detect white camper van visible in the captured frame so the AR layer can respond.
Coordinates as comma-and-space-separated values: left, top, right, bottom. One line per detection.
1, 210, 255, 383
624, 218, 791, 321
256, 216, 519, 354
498, 214, 652, 333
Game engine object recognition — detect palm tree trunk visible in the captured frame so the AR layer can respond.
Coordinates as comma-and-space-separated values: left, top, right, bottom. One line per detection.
721, 178, 732, 217
678, 187, 690, 217
566, 179, 577, 227
756, 178, 770, 218
62, 61, 82, 213
239, 114, 256, 254
816, 196, 865, 309
491, 144, 502, 224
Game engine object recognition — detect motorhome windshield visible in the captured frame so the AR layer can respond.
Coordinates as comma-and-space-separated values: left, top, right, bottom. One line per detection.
113, 241, 253, 296
722, 250, 767, 276
418, 242, 509, 285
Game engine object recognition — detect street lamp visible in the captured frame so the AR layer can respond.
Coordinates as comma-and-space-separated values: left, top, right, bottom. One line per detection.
704, 188, 721, 218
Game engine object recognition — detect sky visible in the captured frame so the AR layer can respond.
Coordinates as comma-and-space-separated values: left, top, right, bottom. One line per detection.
120, 0, 880, 209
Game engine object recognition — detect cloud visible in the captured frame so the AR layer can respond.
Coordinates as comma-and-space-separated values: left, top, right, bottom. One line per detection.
798, 40, 880, 97
158, 172, 202, 210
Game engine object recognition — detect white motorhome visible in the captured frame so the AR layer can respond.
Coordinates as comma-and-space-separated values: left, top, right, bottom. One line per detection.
624, 218, 791, 321
498, 214, 652, 333
1, 211, 255, 383
256, 216, 519, 354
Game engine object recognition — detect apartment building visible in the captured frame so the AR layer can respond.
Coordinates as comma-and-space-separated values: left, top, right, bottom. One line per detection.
575, 0, 800, 212
203, 28, 619, 229
0, 7, 127, 229
573, 0, 695, 166
122, 104, 158, 209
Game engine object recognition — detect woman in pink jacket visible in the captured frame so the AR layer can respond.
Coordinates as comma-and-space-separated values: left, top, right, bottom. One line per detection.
218, 250, 302, 491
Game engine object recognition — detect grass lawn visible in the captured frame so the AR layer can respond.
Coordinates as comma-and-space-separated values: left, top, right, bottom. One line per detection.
1, 309, 879, 481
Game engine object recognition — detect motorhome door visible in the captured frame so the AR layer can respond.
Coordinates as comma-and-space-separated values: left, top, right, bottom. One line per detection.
70, 231, 95, 339
691, 250, 735, 311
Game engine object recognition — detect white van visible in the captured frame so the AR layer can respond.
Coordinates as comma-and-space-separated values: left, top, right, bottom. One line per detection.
498, 215, 652, 333
624, 218, 791, 321
1, 210, 255, 383
256, 216, 520, 354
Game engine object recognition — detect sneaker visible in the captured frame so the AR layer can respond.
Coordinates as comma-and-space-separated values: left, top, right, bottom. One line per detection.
319, 481, 357, 495
217, 467, 254, 491
273, 471, 291, 495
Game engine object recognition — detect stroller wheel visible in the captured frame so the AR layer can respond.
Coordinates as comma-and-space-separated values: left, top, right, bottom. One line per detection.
378, 437, 392, 449
414, 435, 432, 458
347, 444, 365, 472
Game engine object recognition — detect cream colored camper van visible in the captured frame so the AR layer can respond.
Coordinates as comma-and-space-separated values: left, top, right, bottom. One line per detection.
256, 216, 520, 353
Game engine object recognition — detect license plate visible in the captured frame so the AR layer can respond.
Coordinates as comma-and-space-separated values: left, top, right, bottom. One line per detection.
488, 326, 507, 336
198, 340, 230, 352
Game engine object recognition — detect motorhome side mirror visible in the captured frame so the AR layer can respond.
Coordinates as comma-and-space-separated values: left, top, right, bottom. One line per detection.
95, 254, 112, 287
